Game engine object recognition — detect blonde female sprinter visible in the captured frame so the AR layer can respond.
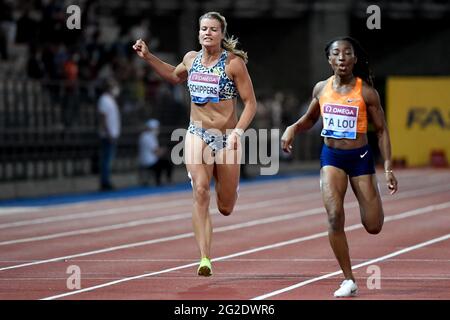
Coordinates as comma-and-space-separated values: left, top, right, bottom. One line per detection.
133, 12, 256, 276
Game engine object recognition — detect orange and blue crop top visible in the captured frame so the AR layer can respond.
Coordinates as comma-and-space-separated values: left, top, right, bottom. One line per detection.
318, 76, 367, 139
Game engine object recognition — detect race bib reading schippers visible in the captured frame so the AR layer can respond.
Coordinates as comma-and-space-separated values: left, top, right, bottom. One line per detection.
188, 72, 220, 104
321, 103, 359, 139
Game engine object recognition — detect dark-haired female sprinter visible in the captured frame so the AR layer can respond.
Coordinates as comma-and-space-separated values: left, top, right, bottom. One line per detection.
281, 37, 398, 297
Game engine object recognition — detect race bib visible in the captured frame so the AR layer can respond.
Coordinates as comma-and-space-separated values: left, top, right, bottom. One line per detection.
321, 103, 358, 139
188, 72, 220, 104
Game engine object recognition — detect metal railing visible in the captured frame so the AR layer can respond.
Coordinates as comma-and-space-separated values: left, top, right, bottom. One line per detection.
0, 79, 147, 182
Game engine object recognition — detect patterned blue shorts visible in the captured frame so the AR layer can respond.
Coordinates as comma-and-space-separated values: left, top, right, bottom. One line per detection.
188, 122, 228, 153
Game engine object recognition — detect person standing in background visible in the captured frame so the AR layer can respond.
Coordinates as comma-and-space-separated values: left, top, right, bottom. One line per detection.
98, 79, 121, 191
138, 118, 173, 186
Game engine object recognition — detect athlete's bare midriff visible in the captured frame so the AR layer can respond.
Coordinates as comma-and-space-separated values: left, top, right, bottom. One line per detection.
324, 133, 369, 150
190, 98, 238, 133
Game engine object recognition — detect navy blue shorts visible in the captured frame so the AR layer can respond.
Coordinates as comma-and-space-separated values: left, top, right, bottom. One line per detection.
320, 144, 376, 177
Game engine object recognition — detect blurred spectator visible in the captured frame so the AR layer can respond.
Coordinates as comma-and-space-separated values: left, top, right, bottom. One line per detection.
253, 94, 272, 129
0, 25, 6, 60
0, 0, 16, 60
16, 9, 38, 45
138, 119, 173, 186
27, 46, 45, 79
40, 0, 66, 44
62, 52, 80, 127
98, 78, 121, 191
63, 53, 79, 82
270, 91, 284, 129
282, 93, 302, 128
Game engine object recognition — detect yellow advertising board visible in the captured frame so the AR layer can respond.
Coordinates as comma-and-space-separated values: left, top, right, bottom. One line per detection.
386, 77, 450, 167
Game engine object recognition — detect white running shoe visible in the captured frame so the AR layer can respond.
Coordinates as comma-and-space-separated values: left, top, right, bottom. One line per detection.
334, 279, 358, 297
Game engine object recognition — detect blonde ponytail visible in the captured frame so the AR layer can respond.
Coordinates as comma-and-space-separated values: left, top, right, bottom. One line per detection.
199, 11, 248, 64
222, 35, 248, 64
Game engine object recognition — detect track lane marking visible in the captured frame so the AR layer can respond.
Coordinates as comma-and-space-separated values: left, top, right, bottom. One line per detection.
39, 201, 450, 300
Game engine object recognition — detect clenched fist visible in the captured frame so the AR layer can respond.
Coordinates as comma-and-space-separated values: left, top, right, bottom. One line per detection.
132, 39, 150, 59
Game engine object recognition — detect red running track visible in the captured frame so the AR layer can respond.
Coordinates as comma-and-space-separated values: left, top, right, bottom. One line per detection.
0, 168, 449, 300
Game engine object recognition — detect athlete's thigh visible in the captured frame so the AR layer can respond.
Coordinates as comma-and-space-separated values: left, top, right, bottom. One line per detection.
320, 165, 349, 214
213, 145, 241, 199
349, 174, 383, 222
185, 133, 214, 189
184, 132, 214, 166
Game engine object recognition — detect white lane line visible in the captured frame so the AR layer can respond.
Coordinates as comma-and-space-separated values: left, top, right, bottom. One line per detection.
11, 275, 450, 283
1, 169, 446, 234
0, 258, 450, 262
0, 169, 444, 221
0, 207, 42, 216
39, 201, 450, 300
0, 178, 312, 219
2, 258, 450, 264
48, 258, 450, 263
2, 181, 449, 246
1, 181, 449, 271
0, 184, 316, 229
0, 192, 323, 245
0, 188, 320, 230
0, 199, 193, 229
251, 233, 450, 300
0, 207, 327, 271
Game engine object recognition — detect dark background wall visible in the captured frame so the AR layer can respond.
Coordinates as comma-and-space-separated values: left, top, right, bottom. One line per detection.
0, 0, 449, 197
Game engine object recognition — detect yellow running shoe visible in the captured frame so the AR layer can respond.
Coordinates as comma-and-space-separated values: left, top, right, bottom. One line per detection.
197, 257, 212, 277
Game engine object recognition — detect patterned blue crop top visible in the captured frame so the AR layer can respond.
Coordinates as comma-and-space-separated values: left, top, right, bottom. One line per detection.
187, 50, 238, 104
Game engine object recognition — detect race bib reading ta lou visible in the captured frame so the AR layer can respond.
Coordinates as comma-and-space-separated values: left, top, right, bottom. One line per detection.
321, 103, 359, 139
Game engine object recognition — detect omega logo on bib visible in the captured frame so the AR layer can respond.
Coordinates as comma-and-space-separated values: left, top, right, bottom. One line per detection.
321, 104, 359, 139
188, 72, 220, 104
